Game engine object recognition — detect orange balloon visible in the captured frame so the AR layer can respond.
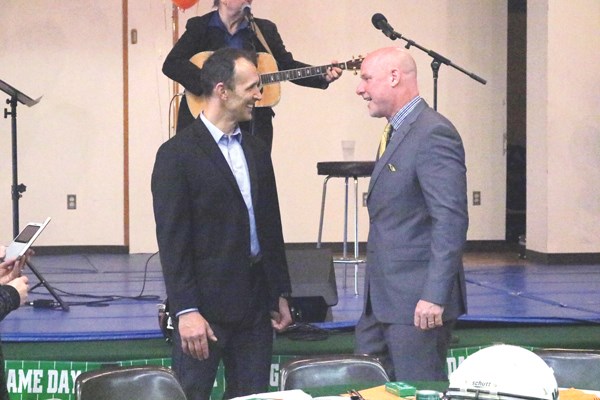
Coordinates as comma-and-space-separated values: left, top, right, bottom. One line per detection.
172, 0, 199, 10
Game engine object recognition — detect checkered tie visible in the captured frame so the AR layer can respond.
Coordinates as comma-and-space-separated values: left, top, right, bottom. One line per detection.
378, 123, 393, 159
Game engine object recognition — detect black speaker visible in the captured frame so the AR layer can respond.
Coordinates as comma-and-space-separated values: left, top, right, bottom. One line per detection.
285, 248, 338, 323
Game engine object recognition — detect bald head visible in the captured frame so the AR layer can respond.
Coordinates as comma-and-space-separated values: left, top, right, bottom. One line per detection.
369, 47, 417, 76
356, 47, 419, 119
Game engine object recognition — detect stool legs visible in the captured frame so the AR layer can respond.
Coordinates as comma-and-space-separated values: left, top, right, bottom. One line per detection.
342, 177, 349, 259
344, 176, 364, 295
353, 176, 360, 295
316, 174, 364, 296
317, 176, 332, 249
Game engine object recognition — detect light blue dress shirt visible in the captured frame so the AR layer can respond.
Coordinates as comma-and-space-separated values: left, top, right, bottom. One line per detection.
201, 113, 260, 257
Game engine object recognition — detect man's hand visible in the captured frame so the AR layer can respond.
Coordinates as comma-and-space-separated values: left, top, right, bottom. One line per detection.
0, 246, 31, 285
270, 297, 293, 332
178, 311, 218, 360
414, 299, 444, 330
325, 61, 343, 83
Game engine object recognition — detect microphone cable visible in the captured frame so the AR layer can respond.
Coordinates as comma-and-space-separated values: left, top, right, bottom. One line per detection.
28, 252, 162, 309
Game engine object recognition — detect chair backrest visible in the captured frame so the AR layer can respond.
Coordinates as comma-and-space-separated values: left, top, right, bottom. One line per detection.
534, 348, 600, 390
279, 354, 390, 391
75, 365, 187, 400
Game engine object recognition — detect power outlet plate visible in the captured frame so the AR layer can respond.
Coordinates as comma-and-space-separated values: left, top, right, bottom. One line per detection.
67, 194, 77, 210
472, 191, 481, 206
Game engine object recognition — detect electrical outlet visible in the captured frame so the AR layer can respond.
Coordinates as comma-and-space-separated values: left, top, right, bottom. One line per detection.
472, 191, 481, 206
363, 192, 368, 207
67, 194, 77, 210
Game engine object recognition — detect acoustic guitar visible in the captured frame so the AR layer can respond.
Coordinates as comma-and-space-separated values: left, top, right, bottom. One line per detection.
186, 51, 363, 118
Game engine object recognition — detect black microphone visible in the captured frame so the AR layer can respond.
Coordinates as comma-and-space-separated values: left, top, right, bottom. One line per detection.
243, 4, 255, 24
371, 13, 397, 40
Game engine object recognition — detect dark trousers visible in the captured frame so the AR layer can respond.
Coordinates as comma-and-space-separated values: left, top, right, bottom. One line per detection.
171, 265, 274, 400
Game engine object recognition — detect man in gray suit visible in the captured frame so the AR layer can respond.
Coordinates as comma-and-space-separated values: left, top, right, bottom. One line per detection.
354, 47, 468, 381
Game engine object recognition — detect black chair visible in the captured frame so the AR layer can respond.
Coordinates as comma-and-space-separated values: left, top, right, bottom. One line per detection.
534, 348, 600, 390
279, 354, 390, 391
75, 365, 187, 400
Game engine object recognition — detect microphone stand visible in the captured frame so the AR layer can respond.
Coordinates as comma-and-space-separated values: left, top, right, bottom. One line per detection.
1, 79, 69, 311
382, 29, 486, 110
1, 80, 40, 238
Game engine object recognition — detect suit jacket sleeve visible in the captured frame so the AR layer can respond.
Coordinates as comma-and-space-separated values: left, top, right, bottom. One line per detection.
0, 285, 20, 321
416, 119, 468, 306
151, 141, 202, 314
162, 14, 213, 96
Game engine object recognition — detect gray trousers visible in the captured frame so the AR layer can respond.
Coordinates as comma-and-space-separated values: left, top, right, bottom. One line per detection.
355, 310, 455, 381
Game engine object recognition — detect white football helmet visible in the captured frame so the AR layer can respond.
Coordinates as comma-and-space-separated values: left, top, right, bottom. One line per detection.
447, 344, 558, 400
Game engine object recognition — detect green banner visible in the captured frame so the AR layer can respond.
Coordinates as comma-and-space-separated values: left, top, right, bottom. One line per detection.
4, 356, 296, 400
3, 347, 500, 399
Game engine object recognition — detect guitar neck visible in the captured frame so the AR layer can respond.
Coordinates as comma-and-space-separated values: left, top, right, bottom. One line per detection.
260, 62, 349, 85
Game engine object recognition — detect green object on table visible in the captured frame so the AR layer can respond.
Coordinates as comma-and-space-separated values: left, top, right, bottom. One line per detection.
385, 382, 417, 397
416, 389, 442, 400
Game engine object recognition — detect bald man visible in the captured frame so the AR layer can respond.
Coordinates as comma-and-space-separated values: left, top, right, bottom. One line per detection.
355, 47, 469, 381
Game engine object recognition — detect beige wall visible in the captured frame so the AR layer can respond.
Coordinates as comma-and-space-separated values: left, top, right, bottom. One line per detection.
527, 0, 600, 254
0, 0, 124, 245
1, 0, 507, 253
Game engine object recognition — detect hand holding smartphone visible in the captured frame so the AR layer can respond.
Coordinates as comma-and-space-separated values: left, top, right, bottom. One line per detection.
5, 217, 51, 260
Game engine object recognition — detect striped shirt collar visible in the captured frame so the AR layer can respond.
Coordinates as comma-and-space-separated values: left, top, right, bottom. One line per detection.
388, 95, 422, 133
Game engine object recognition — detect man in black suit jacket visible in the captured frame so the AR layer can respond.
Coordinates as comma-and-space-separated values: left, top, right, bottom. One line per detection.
163, 0, 342, 151
152, 48, 292, 400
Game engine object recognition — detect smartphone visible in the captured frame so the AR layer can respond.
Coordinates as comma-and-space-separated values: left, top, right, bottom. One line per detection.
5, 217, 51, 260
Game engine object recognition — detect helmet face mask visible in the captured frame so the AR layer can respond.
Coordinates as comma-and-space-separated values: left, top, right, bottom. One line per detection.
447, 345, 559, 400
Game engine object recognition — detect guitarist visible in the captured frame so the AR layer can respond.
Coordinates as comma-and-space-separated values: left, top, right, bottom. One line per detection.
163, 0, 342, 152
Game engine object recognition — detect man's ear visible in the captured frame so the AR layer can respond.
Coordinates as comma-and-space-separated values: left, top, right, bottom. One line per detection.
390, 68, 400, 88
215, 82, 228, 100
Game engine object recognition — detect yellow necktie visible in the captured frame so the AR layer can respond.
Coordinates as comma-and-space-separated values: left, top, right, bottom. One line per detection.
378, 123, 393, 158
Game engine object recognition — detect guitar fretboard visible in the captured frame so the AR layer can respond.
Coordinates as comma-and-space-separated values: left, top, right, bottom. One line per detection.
260, 63, 349, 85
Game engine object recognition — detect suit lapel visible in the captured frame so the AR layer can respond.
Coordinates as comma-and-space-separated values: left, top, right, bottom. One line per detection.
241, 137, 259, 209
368, 100, 428, 195
192, 120, 245, 198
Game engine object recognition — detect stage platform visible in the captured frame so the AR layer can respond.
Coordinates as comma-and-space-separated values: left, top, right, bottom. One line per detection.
1, 250, 599, 342
2, 251, 600, 399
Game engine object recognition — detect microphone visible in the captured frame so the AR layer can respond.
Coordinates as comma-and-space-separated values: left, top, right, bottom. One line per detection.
243, 4, 255, 24
371, 13, 397, 40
